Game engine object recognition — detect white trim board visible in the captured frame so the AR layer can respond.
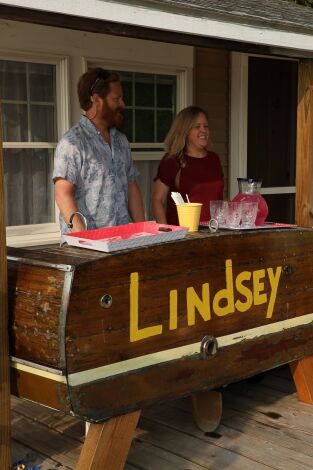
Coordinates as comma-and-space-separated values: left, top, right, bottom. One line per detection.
230, 53, 248, 199
260, 187, 296, 195
3, 0, 313, 52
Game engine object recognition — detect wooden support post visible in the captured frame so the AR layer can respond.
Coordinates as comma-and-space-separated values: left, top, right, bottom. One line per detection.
191, 390, 222, 432
295, 59, 313, 227
290, 358, 313, 403
76, 410, 140, 470
0, 103, 11, 467
291, 59, 313, 403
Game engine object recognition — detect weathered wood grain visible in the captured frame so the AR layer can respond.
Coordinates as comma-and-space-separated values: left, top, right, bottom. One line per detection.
291, 59, 313, 405
72, 316, 313, 420
76, 410, 140, 470
142, 403, 313, 470
12, 410, 81, 468
11, 367, 313, 470
296, 60, 313, 228
192, 389, 223, 432
8, 228, 313, 421
8, 263, 65, 366
64, 229, 313, 372
12, 440, 69, 470
290, 357, 313, 403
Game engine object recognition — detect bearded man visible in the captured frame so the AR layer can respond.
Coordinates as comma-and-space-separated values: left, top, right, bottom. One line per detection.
53, 68, 145, 234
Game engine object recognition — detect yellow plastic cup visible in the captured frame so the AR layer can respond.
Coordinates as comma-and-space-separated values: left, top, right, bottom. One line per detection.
177, 203, 203, 232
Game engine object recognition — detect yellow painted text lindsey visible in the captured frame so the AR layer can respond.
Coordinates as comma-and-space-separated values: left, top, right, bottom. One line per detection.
130, 259, 282, 342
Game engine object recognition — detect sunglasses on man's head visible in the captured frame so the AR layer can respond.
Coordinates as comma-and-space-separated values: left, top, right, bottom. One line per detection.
89, 70, 110, 96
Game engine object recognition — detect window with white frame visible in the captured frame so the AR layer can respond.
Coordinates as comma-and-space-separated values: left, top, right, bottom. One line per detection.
0, 52, 69, 246
88, 62, 183, 218
118, 71, 177, 147
0, 59, 58, 231
119, 71, 177, 217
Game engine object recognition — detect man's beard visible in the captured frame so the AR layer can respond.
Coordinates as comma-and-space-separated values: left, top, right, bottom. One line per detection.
114, 109, 124, 128
105, 107, 124, 128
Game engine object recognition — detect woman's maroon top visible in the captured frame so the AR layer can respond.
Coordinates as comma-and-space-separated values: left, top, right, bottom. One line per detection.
154, 151, 224, 225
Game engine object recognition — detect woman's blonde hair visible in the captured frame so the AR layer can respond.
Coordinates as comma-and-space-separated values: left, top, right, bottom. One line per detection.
164, 106, 211, 168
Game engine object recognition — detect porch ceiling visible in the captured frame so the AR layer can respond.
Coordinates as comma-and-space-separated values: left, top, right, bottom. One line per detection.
1, 0, 313, 57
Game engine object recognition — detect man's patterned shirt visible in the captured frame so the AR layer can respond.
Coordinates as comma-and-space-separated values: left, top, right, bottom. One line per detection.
53, 116, 139, 234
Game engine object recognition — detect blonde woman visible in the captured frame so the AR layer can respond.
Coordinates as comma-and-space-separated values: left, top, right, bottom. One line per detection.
152, 106, 224, 225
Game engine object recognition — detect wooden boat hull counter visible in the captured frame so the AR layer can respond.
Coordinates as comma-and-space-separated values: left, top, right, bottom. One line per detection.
7, 227, 313, 422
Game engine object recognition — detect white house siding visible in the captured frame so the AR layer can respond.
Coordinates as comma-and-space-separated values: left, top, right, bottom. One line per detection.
0, 19, 195, 245
195, 47, 229, 197
0, 20, 193, 130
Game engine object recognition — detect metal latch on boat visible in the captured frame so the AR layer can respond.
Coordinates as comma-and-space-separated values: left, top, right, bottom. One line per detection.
100, 294, 113, 308
200, 335, 218, 359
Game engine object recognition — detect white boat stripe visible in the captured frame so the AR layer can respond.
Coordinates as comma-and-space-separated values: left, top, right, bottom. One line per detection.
11, 361, 67, 383
67, 313, 313, 387
10, 314, 313, 386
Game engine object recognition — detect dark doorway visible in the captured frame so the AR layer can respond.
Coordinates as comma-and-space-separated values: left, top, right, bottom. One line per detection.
247, 57, 298, 223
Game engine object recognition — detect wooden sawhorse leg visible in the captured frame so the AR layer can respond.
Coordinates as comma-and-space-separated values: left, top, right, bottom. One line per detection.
290, 356, 313, 403
191, 390, 222, 432
76, 409, 141, 470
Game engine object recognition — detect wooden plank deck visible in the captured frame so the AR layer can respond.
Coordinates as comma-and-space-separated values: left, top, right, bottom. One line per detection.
11, 365, 313, 470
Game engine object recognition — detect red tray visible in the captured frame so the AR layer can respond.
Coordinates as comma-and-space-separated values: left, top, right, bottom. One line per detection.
61, 221, 188, 253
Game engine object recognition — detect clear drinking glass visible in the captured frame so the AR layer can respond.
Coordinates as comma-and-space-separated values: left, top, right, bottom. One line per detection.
240, 201, 258, 228
210, 200, 228, 227
225, 201, 242, 229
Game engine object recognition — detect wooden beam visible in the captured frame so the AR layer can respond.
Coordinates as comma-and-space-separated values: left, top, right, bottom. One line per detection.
296, 60, 313, 227
290, 357, 313, 403
291, 59, 313, 404
76, 410, 140, 470
191, 390, 223, 432
0, 104, 11, 467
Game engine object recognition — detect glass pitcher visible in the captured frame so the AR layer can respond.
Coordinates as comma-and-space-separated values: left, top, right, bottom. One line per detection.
232, 178, 268, 225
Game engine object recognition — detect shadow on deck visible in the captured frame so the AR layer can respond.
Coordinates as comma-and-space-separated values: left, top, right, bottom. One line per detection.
12, 365, 313, 470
